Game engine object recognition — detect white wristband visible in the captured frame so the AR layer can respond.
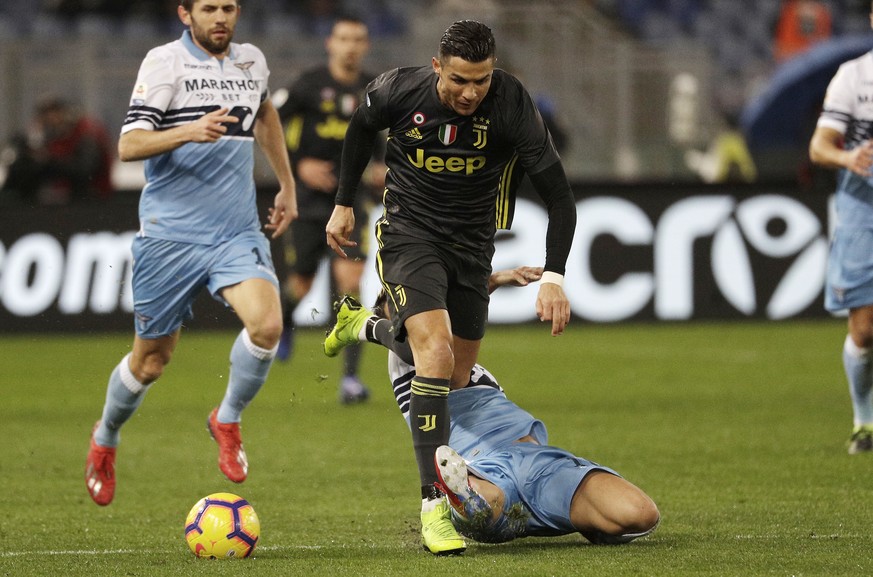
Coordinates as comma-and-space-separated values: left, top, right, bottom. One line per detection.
541, 271, 564, 287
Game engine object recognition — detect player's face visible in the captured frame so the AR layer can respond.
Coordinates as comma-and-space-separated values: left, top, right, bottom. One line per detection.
327, 21, 370, 72
179, 0, 239, 57
433, 55, 494, 116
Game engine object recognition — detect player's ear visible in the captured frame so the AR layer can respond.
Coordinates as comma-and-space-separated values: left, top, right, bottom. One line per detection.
432, 57, 441, 75
178, 4, 191, 26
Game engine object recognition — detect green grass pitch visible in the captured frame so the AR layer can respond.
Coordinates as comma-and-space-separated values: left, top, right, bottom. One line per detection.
2, 320, 872, 576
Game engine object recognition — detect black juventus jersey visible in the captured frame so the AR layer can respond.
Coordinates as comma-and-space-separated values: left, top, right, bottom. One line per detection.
278, 66, 375, 219
351, 65, 562, 252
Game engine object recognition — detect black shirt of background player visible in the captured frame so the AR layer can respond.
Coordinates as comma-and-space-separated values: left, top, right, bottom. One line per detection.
278, 65, 377, 223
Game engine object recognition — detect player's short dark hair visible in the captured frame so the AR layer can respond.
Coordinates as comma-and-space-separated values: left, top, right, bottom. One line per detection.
332, 13, 367, 29
179, 0, 240, 11
439, 20, 496, 63
373, 289, 389, 320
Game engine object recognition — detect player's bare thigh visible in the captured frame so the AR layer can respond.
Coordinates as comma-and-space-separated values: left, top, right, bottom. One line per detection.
569, 470, 659, 536
221, 278, 283, 348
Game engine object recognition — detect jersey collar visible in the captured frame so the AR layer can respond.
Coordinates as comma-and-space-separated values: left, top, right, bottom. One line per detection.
181, 30, 238, 62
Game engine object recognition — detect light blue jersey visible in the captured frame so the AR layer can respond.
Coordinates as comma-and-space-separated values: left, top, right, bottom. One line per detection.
817, 51, 873, 311
389, 352, 616, 539
122, 31, 269, 244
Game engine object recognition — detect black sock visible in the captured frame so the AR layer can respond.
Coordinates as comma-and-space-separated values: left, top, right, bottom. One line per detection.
421, 484, 442, 500
369, 318, 415, 365
343, 342, 361, 377
409, 376, 450, 490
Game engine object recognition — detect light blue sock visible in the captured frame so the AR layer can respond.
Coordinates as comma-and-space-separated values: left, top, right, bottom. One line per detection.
217, 330, 276, 424
95, 354, 150, 447
843, 335, 873, 427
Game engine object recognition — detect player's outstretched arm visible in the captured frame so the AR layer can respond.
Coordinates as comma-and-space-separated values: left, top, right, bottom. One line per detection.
255, 98, 298, 238
527, 162, 575, 337
488, 266, 542, 294
118, 108, 239, 162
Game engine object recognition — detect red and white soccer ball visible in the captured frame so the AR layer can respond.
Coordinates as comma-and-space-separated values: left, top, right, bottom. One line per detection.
184, 492, 260, 559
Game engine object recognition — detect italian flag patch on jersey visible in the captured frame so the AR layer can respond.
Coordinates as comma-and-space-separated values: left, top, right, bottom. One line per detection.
438, 124, 458, 145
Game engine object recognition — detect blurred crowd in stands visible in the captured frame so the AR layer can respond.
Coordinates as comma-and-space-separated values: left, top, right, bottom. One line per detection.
0, 0, 412, 38
2, 0, 871, 202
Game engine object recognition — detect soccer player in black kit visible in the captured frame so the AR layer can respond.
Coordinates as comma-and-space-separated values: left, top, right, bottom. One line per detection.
325, 20, 576, 555
275, 16, 383, 404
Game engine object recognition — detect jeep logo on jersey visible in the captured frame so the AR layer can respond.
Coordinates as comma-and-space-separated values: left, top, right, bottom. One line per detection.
406, 148, 486, 175
438, 124, 457, 145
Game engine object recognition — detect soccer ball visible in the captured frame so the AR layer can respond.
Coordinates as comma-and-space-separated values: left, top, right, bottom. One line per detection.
184, 492, 260, 559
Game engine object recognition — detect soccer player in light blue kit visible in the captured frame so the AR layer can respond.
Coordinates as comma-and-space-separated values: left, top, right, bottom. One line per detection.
325, 268, 659, 545
810, 4, 873, 454
84, 0, 297, 506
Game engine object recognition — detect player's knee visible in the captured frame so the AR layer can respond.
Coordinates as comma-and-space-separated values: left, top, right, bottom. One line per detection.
610, 488, 659, 534
627, 496, 660, 535
247, 318, 283, 349
415, 339, 455, 374
583, 496, 660, 545
132, 353, 170, 384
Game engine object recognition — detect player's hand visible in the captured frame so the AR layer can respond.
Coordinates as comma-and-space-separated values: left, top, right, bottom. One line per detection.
265, 184, 298, 239
325, 205, 356, 258
847, 141, 873, 177
297, 157, 337, 193
189, 108, 238, 143
488, 266, 543, 294
536, 282, 570, 336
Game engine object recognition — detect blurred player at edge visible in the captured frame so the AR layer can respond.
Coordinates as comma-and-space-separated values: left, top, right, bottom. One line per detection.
809, 1, 873, 455
274, 15, 385, 404
324, 20, 576, 554
84, 0, 297, 506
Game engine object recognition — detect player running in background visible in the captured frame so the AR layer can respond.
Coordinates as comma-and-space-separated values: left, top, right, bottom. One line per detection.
274, 15, 384, 404
324, 270, 659, 547
324, 20, 577, 555
809, 2, 873, 454
84, 0, 297, 506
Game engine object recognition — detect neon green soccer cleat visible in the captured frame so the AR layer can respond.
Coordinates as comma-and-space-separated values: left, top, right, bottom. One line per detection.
323, 295, 371, 358
421, 498, 467, 556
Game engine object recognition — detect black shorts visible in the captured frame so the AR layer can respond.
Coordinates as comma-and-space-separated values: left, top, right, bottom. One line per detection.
376, 225, 492, 341
284, 204, 370, 276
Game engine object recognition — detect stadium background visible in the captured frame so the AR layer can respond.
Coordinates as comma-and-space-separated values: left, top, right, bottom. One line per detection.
0, 0, 863, 332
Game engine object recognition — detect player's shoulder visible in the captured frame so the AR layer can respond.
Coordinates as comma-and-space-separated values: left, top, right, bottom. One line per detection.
371, 65, 431, 92
143, 38, 184, 62
489, 68, 529, 102
829, 52, 873, 91
232, 41, 267, 64
469, 364, 504, 394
